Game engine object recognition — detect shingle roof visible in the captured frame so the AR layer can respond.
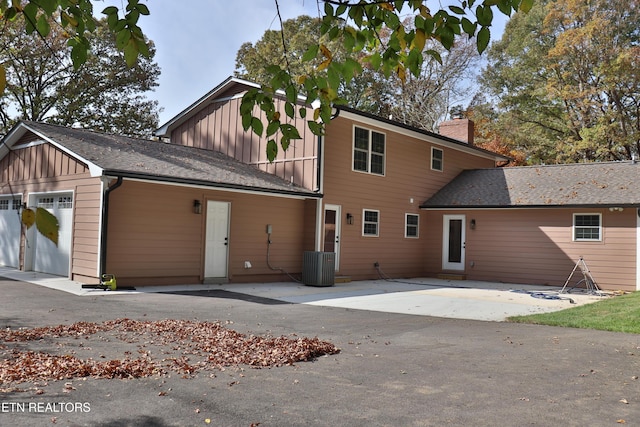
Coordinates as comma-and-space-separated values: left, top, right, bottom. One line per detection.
20, 121, 318, 198
421, 161, 640, 208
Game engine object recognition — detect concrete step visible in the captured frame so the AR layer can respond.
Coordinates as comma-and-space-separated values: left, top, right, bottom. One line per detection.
335, 276, 351, 283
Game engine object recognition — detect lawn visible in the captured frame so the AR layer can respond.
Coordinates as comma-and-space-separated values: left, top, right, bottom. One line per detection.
508, 291, 640, 334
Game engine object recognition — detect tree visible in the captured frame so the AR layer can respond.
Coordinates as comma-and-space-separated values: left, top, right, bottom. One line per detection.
0, 16, 160, 136
479, 0, 640, 163
384, 35, 481, 132
237, 0, 534, 160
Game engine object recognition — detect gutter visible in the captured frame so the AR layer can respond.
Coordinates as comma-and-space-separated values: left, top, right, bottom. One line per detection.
101, 170, 321, 199
99, 176, 123, 278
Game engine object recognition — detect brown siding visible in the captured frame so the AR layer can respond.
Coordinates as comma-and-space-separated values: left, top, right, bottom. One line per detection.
0, 139, 101, 282
424, 209, 637, 292
322, 116, 495, 280
105, 180, 310, 286
169, 97, 319, 192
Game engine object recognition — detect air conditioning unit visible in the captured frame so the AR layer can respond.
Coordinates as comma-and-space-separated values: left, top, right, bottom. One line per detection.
302, 251, 335, 287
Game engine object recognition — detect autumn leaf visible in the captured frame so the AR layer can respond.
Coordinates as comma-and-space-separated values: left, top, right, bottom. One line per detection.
35, 207, 59, 246
21, 208, 35, 229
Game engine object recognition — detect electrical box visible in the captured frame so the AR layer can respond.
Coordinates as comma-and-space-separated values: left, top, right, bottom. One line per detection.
266, 224, 272, 234
302, 251, 335, 287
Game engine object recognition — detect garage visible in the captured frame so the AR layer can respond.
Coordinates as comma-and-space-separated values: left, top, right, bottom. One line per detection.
0, 195, 22, 268
29, 193, 74, 277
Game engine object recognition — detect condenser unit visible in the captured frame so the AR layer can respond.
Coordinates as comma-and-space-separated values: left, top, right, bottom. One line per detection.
302, 251, 335, 287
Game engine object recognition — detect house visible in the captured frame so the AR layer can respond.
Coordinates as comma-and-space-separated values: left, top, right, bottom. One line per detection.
1, 76, 638, 292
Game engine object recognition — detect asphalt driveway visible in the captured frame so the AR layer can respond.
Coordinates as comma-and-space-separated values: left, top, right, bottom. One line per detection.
1, 273, 639, 426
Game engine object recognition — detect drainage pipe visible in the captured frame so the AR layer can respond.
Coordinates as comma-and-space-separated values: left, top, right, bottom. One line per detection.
99, 176, 123, 279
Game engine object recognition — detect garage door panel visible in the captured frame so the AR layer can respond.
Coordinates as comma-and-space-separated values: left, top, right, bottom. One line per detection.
0, 197, 21, 268
33, 194, 73, 276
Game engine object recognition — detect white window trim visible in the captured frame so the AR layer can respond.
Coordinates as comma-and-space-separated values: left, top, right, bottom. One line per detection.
431, 147, 444, 172
405, 213, 419, 238
573, 213, 602, 242
362, 209, 380, 237
352, 125, 386, 176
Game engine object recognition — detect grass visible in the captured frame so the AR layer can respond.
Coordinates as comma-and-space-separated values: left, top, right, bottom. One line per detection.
508, 291, 640, 334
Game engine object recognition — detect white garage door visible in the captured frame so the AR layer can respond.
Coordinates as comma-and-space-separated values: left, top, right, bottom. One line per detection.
33, 194, 74, 277
0, 196, 22, 268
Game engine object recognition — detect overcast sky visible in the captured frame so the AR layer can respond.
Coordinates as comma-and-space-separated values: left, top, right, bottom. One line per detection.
99, 1, 507, 127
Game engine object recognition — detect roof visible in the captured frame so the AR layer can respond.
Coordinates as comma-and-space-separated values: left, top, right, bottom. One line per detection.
155, 77, 259, 138
336, 106, 510, 163
5, 121, 318, 198
421, 161, 640, 209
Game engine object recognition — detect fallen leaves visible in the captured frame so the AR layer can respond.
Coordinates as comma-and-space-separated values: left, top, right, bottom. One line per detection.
0, 319, 340, 386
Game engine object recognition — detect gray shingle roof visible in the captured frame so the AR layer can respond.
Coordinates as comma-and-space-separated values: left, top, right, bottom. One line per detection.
421, 161, 640, 208
21, 121, 317, 198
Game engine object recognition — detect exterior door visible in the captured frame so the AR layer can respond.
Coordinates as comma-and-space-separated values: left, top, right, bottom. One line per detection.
323, 204, 341, 271
204, 201, 230, 279
33, 194, 74, 276
0, 196, 22, 268
443, 214, 465, 271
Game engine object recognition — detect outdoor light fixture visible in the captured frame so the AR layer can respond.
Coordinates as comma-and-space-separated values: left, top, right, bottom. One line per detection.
470, 219, 476, 229
193, 199, 202, 214
609, 207, 624, 212
346, 213, 353, 225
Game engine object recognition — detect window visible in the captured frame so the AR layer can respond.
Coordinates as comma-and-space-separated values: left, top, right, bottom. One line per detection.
431, 147, 443, 171
573, 214, 601, 241
353, 126, 385, 175
12, 199, 21, 210
58, 196, 73, 209
405, 214, 419, 238
0, 200, 8, 210
363, 209, 380, 236
37, 197, 54, 209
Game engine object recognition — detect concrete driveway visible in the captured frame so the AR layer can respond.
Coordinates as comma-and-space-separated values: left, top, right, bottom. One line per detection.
0, 268, 607, 321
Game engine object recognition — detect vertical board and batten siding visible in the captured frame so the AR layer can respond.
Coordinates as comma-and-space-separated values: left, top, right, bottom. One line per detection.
105, 180, 309, 286
321, 116, 496, 280
0, 137, 102, 281
169, 97, 319, 192
423, 208, 636, 292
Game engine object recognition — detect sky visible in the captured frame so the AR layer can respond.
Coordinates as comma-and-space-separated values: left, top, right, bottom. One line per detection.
99, 1, 320, 126
98, 1, 508, 127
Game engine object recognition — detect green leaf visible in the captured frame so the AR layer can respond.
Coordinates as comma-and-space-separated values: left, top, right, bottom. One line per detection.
136, 3, 150, 15
251, 117, 263, 136
476, 5, 494, 27
280, 124, 301, 140
449, 5, 466, 15
302, 44, 319, 62
519, 0, 534, 13
266, 120, 280, 137
461, 17, 477, 36
285, 102, 295, 119
307, 120, 324, 136
36, 15, 50, 37
477, 26, 490, 53
35, 207, 59, 247
266, 139, 278, 162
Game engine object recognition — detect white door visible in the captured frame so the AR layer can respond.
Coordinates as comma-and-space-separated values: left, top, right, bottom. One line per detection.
33, 194, 73, 276
442, 214, 465, 271
323, 204, 341, 271
204, 201, 230, 279
0, 196, 22, 268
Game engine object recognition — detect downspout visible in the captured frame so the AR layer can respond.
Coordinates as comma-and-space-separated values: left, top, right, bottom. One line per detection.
99, 176, 123, 279
314, 107, 341, 251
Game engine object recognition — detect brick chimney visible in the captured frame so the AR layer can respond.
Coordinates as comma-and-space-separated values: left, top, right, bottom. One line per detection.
438, 117, 475, 145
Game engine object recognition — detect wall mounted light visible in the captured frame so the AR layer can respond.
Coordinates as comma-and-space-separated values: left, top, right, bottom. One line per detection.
193, 199, 202, 214
346, 213, 353, 225
609, 207, 624, 212
470, 219, 476, 229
